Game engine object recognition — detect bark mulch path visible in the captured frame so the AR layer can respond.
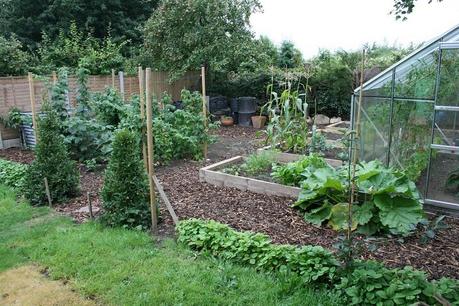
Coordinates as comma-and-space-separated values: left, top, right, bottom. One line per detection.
1, 127, 459, 280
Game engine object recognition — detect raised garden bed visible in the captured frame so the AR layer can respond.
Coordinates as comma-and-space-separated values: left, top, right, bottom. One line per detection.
199, 153, 342, 198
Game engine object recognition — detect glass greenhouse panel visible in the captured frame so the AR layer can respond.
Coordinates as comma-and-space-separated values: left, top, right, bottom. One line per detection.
426, 150, 459, 207
433, 110, 459, 146
361, 72, 393, 97
437, 48, 459, 106
389, 100, 434, 182
358, 97, 391, 162
394, 51, 438, 100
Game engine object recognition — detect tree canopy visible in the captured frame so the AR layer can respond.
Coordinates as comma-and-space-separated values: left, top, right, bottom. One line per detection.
392, 0, 443, 20
0, 0, 157, 48
143, 0, 262, 79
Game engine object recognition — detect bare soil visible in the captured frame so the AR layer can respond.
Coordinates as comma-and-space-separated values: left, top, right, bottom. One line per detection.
1, 126, 459, 280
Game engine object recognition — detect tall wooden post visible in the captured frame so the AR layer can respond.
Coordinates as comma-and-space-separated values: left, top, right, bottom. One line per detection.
145, 68, 158, 234
201, 66, 208, 160
28, 72, 39, 143
138, 67, 148, 172
111, 69, 116, 88
52, 71, 57, 85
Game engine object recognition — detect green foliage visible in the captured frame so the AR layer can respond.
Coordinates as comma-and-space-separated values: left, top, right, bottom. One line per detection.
392, 0, 443, 20
35, 22, 127, 74
101, 129, 151, 229
143, 0, 263, 80
293, 158, 424, 235
23, 105, 79, 205
121, 90, 216, 163
177, 219, 459, 305
63, 116, 113, 162
0, 0, 156, 49
264, 86, 309, 153
91, 87, 125, 126
0, 159, 28, 190
271, 154, 328, 186
241, 151, 277, 176
278, 41, 304, 68
308, 129, 331, 155
0, 35, 32, 76
335, 260, 459, 305
0, 107, 31, 129
177, 219, 339, 285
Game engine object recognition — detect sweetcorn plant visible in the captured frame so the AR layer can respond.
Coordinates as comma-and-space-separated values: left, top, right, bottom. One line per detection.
291, 158, 424, 236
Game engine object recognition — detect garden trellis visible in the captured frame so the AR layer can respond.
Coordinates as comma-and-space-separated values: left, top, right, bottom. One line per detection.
352, 24, 459, 211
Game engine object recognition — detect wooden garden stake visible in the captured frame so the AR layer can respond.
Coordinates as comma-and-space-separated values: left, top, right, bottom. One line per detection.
201, 66, 208, 160
138, 66, 148, 172
44, 177, 52, 207
87, 192, 94, 219
28, 72, 39, 143
348, 49, 366, 240
145, 68, 158, 234
153, 175, 178, 225
52, 71, 57, 85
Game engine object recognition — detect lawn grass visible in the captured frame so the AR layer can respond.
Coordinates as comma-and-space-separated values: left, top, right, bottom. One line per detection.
0, 185, 341, 306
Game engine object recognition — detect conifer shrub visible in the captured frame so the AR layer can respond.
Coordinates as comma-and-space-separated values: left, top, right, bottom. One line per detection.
101, 129, 151, 229
23, 104, 79, 205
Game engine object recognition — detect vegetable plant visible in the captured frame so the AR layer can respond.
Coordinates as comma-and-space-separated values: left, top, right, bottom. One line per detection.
271, 154, 327, 186
289, 157, 425, 236
0, 159, 28, 190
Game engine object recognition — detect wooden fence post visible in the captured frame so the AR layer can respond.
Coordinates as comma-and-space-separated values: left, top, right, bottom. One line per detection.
145, 68, 158, 234
119, 71, 125, 102
111, 69, 116, 88
28, 72, 39, 143
138, 67, 148, 172
52, 71, 57, 85
201, 66, 208, 160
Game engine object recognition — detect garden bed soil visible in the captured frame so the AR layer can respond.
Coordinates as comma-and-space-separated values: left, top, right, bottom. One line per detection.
1, 126, 459, 280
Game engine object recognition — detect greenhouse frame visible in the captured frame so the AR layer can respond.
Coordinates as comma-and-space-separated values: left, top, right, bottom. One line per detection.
352, 24, 459, 211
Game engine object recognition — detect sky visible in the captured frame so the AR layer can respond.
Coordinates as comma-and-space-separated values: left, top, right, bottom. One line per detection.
250, 0, 459, 59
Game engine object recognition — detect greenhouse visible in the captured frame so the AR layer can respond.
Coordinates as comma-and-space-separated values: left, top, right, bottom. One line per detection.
352, 24, 459, 211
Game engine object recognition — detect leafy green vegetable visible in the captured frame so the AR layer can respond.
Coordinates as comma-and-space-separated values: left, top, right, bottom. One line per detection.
271, 154, 329, 186
292, 157, 424, 235
0, 159, 28, 190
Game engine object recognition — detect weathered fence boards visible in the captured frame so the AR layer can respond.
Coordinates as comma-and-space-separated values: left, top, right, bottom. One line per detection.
0, 71, 200, 144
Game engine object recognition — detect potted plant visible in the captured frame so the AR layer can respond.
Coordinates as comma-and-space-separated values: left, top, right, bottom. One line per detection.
220, 115, 234, 126
251, 115, 266, 129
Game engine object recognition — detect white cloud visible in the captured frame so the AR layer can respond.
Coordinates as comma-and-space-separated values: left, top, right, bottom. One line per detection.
250, 0, 459, 58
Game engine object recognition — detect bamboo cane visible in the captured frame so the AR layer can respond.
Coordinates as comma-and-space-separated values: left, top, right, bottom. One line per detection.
201, 66, 208, 160
138, 67, 148, 172
145, 68, 158, 234
28, 72, 39, 143
348, 49, 366, 240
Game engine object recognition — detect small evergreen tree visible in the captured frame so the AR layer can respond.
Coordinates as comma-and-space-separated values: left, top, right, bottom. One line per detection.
101, 129, 151, 229
24, 104, 79, 205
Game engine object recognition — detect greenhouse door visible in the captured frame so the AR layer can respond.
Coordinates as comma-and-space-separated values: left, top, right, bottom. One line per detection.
425, 44, 459, 210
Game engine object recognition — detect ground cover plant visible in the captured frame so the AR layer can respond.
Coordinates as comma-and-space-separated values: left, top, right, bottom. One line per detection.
0, 159, 28, 190
0, 185, 341, 306
177, 219, 459, 305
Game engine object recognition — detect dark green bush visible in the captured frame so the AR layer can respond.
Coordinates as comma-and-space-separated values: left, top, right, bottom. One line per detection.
23, 105, 79, 205
177, 219, 339, 285
91, 88, 126, 126
0, 159, 28, 190
101, 129, 151, 229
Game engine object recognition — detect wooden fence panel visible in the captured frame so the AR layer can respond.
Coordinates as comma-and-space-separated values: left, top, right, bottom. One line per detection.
0, 71, 200, 142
